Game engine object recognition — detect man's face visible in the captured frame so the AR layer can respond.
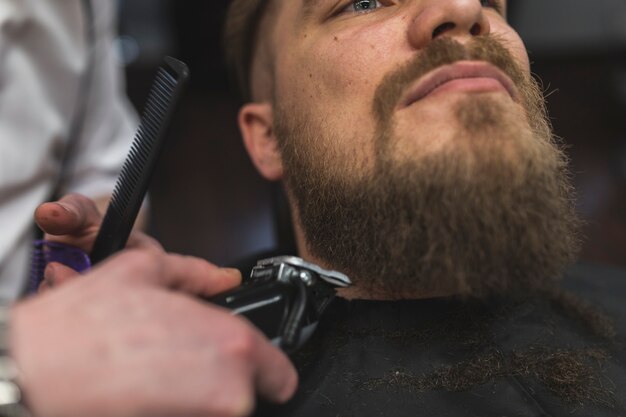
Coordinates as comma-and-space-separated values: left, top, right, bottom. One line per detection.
270, 0, 527, 171
256, 0, 579, 298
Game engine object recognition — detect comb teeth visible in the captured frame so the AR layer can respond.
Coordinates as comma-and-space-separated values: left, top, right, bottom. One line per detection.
110, 69, 176, 219
89, 58, 189, 264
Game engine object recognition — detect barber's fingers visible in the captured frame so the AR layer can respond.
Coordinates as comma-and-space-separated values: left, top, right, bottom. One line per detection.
42, 262, 80, 289
37, 281, 50, 294
103, 250, 242, 297
253, 334, 299, 403
125, 231, 164, 251
158, 253, 243, 296
35, 193, 101, 239
36, 193, 163, 255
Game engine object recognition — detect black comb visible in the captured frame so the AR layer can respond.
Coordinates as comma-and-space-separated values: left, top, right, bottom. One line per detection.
90, 57, 189, 264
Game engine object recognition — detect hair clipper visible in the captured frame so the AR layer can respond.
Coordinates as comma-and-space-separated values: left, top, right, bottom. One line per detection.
209, 256, 351, 353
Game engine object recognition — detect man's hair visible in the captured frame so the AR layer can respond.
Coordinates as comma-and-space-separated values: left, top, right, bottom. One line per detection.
223, 0, 270, 101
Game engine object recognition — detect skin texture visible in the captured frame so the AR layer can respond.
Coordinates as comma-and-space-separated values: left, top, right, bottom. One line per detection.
15, 194, 298, 417
238, 0, 578, 299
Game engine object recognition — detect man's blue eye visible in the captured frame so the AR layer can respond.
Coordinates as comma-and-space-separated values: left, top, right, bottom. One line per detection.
353, 0, 379, 12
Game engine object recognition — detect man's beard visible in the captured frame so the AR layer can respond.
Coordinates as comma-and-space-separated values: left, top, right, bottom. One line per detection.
275, 36, 581, 299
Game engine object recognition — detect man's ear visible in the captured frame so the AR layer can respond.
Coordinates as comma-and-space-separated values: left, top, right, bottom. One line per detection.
238, 102, 283, 181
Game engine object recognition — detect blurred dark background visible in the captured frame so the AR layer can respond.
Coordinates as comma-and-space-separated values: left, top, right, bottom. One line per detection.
117, 0, 626, 268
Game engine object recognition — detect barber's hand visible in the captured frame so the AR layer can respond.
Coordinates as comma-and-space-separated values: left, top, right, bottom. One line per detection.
34, 193, 159, 290
10, 249, 298, 417
35, 193, 158, 252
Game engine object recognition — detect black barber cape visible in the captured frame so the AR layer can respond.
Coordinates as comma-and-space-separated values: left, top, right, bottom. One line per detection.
255, 263, 626, 417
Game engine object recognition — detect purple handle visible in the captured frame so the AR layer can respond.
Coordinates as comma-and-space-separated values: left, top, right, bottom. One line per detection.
30, 240, 92, 293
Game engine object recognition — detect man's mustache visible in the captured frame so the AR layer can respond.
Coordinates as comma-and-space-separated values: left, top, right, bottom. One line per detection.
373, 35, 528, 124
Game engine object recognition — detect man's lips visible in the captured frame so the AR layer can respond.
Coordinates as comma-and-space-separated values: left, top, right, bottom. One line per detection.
399, 61, 519, 108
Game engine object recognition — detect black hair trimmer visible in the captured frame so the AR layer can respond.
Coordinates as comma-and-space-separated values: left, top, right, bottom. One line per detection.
210, 256, 351, 352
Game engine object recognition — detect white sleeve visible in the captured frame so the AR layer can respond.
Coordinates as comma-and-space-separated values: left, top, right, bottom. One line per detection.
61, 0, 138, 198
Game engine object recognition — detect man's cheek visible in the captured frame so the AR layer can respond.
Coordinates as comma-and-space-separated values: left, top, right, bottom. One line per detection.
301, 37, 393, 98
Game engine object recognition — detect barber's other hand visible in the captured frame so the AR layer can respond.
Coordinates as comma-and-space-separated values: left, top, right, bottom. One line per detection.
35, 193, 158, 252
10, 249, 297, 417
35, 193, 160, 291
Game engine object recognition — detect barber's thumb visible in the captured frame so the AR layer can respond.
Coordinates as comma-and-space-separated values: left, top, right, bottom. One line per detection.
34, 202, 78, 235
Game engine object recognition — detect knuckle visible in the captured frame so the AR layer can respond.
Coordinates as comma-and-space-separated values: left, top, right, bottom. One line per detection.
119, 250, 160, 274
225, 325, 259, 363
129, 232, 162, 250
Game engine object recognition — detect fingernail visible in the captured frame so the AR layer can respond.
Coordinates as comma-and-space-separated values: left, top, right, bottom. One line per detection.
222, 268, 242, 281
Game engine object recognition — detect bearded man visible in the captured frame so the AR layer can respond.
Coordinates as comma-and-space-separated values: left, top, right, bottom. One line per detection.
33, 0, 626, 416
221, 0, 626, 415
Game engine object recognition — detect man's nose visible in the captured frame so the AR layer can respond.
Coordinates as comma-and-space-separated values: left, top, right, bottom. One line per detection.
407, 0, 491, 49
